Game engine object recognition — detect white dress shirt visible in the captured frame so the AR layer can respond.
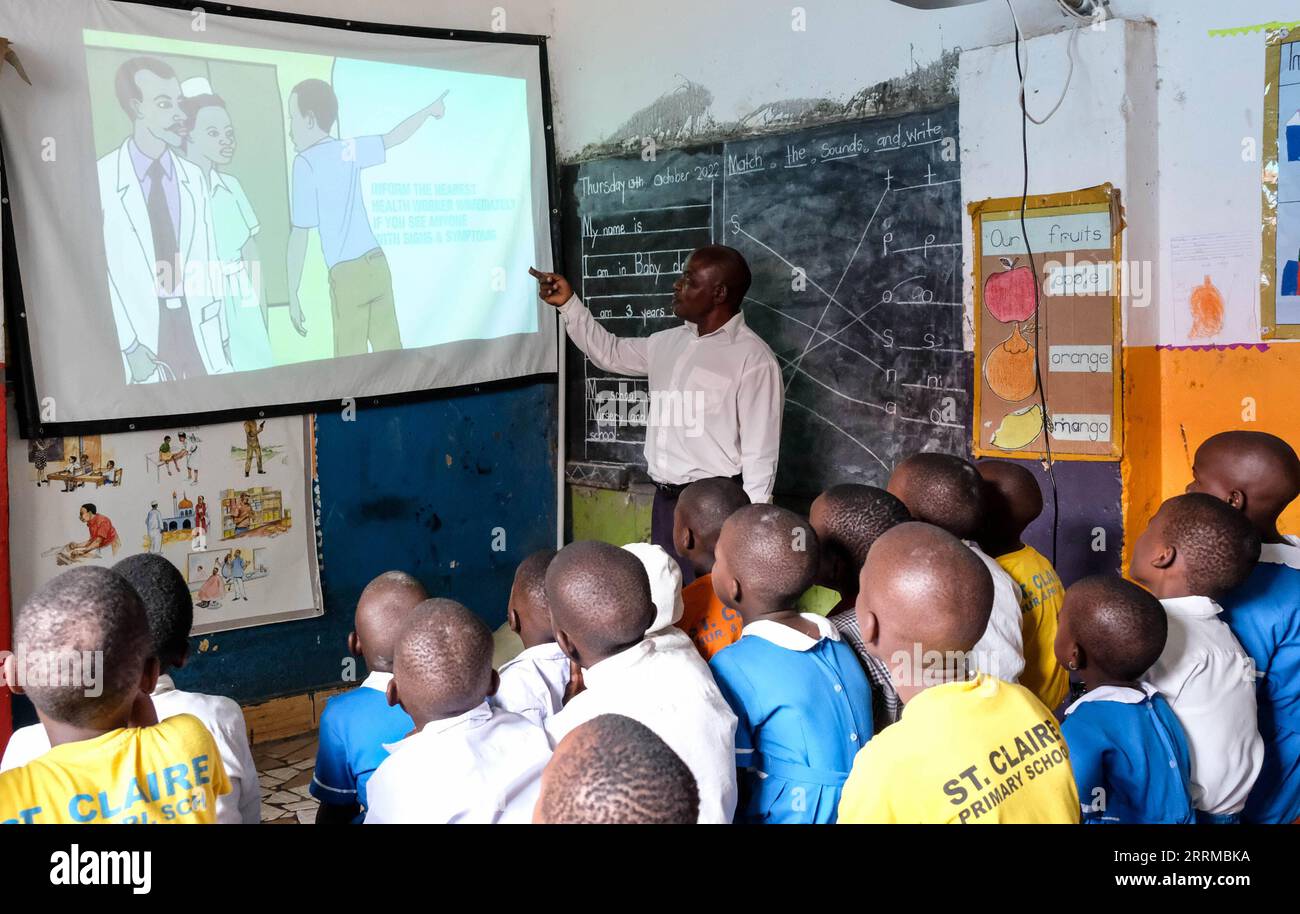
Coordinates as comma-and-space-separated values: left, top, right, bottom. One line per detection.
490, 642, 571, 727
1147, 596, 1264, 816
545, 637, 739, 824
559, 294, 783, 503
965, 542, 1026, 684
364, 701, 551, 824
0, 674, 260, 824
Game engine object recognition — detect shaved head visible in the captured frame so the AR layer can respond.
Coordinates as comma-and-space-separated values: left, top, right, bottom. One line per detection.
1190, 431, 1300, 537
1131, 493, 1261, 599
355, 571, 428, 672
546, 541, 654, 666
976, 459, 1043, 549
810, 484, 911, 583
535, 714, 699, 824
858, 522, 993, 659
509, 549, 558, 644
392, 599, 494, 720
676, 478, 750, 545
1057, 576, 1166, 682
690, 244, 752, 306
888, 452, 985, 540
713, 504, 819, 614
14, 567, 151, 728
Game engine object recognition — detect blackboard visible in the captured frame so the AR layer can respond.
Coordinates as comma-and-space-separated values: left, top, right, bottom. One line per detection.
561, 103, 972, 498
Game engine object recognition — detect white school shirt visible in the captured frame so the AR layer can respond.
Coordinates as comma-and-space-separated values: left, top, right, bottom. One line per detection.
490, 642, 571, 727
0, 674, 260, 824
1147, 596, 1264, 816
545, 637, 739, 824
363, 701, 551, 824
559, 294, 783, 504
964, 542, 1026, 684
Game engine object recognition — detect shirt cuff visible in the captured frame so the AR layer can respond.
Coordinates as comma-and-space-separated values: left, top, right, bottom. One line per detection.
558, 293, 584, 318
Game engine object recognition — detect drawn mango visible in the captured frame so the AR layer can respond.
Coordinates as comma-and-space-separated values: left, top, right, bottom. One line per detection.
991, 404, 1044, 451
984, 323, 1037, 402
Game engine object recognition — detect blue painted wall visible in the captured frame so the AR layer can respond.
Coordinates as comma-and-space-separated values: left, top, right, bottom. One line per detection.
171, 380, 558, 705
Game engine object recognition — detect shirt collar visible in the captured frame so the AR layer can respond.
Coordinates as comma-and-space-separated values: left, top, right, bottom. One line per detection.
741, 614, 840, 651
208, 168, 231, 193
1159, 595, 1223, 618
1259, 534, 1300, 570
687, 310, 746, 341
1064, 681, 1158, 716
383, 701, 494, 753
361, 670, 393, 693
583, 638, 655, 682
499, 641, 568, 672
152, 674, 177, 697
129, 139, 173, 182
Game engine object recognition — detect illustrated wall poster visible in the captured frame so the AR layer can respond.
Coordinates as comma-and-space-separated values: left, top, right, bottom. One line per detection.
7, 414, 322, 634
970, 185, 1123, 460
1262, 25, 1300, 339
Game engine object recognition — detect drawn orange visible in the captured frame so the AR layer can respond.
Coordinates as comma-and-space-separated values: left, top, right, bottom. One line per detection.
984, 323, 1038, 402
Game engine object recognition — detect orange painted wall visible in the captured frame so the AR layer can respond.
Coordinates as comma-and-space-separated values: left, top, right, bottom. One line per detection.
1121, 342, 1300, 573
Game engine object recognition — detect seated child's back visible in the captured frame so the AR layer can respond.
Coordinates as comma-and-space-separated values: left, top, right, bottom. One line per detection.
672, 478, 750, 659
837, 523, 1079, 824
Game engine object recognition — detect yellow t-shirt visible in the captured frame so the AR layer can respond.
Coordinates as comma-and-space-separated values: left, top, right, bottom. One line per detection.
0, 714, 229, 824
837, 675, 1080, 824
995, 545, 1069, 712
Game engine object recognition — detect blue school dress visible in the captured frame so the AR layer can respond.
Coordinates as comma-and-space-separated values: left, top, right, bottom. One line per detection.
1219, 544, 1300, 824
1061, 683, 1194, 825
710, 614, 873, 824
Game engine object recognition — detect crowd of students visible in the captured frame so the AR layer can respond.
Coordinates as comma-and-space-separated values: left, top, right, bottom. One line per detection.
1, 429, 1298, 825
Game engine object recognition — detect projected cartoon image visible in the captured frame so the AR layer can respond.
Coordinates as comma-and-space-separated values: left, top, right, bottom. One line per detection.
85, 30, 539, 387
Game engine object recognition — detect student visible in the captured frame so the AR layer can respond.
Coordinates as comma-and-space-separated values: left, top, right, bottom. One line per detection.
708, 505, 872, 823
490, 549, 571, 726
534, 714, 699, 825
887, 452, 1026, 683
1188, 430, 1300, 823
0, 567, 229, 824
976, 459, 1069, 711
311, 571, 427, 824
623, 542, 698, 659
809, 483, 911, 732
364, 599, 551, 823
1, 555, 259, 824
543, 541, 738, 824
1055, 576, 1194, 824
838, 523, 1079, 823
672, 477, 750, 659
1129, 493, 1264, 823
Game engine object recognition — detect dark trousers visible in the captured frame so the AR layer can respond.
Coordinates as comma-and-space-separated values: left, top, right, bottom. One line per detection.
158, 298, 206, 380
651, 486, 695, 586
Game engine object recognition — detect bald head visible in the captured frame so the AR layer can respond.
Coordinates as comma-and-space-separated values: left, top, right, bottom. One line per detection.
976, 459, 1043, 549
713, 505, 819, 615
392, 598, 494, 721
1191, 431, 1300, 537
858, 522, 993, 658
355, 571, 429, 672
535, 714, 699, 825
13, 567, 152, 728
546, 541, 654, 665
888, 453, 986, 539
1058, 576, 1166, 682
689, 245, 752, 307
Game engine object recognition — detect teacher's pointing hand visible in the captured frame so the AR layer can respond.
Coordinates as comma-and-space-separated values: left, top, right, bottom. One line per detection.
528, 267, 573, 307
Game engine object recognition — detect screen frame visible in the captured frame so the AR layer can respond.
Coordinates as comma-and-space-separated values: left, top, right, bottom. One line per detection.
2, 0, 563, 439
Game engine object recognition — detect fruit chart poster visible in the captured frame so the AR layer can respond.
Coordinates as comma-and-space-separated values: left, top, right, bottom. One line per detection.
970, 186, 1123, 460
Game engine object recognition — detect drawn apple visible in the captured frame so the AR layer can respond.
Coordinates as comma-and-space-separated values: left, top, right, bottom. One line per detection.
984, 257, 1038, 324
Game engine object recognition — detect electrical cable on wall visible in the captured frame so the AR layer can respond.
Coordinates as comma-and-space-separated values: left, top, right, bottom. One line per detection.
1005, 0, 1068, 564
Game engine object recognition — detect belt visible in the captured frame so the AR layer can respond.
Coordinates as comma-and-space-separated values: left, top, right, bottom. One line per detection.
653, 474, 743, 498
754, 754, 851, 789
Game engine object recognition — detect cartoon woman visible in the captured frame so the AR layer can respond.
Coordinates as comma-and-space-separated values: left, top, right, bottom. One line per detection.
180, 77, 274, 372
31, 438, 50, 487
196, 565, 223, 608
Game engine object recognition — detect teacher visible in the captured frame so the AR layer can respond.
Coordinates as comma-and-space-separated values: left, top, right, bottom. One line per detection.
531, 245, 783, 581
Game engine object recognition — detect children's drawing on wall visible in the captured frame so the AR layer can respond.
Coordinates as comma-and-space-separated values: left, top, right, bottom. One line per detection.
1170, 233, 1256, 343
44, 503, 122, 566
1188, 275, 1225, 339
9, 411, 321, 634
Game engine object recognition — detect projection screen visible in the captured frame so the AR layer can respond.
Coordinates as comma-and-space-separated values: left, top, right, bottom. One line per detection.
0, 0, 558, 431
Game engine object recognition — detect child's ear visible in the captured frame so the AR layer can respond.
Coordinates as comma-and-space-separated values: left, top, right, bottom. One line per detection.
858, 610, 880, 647
726, 574, 743, 606
555, 629, 579, 667
347, 631, 361, 658
385, 678, 401, 709
507, 606, 520, 635
487, 669, 500, 699
1227, 489, 1247, 512
2, 652, 23, 694
1152, 544, 1176, 570
1066, 643, 1084, 672
140, 656, 161, 696
684, 526, 697, 552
